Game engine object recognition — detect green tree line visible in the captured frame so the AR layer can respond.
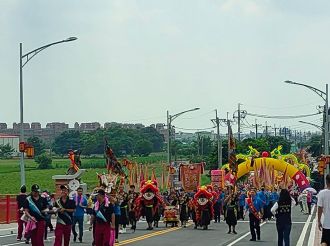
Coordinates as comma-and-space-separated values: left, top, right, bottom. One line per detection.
52, 126, 164, 156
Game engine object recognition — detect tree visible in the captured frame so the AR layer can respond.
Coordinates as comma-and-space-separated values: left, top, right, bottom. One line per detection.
53, 131, 82, 155
135, 139, 153, 156
304, 134, 322, 157
35, 153, 53, 169
0, 144, 14, 159
27, 136, 46, 156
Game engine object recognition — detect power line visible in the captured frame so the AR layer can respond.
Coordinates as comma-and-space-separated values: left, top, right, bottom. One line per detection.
246, 111, 321, 119
174, 126, 216, 131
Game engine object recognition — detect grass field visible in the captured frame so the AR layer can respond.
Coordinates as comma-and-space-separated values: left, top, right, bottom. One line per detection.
0, 153, 210, 194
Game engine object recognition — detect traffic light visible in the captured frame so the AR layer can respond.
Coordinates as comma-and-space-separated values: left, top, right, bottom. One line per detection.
19, 142, 25, 152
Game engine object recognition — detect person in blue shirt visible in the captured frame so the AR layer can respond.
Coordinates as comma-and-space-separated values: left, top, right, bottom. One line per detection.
245, 187, 263, 241
238, 190, 247, 220
113, 197, 121, 244
213, 186, 222, 223
257, 188, 267, 208
72, 187, 88, 243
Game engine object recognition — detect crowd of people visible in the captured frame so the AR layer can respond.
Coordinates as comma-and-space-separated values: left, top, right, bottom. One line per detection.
15, 174, 330, 246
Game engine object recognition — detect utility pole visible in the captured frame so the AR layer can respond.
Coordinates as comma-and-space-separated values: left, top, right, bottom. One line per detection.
284, 127, 287, 139
265, 121, 271, 137
238, 103, 241, 142
300, 130, 302, 150
274, 124, 279, 137
252, 119, 262, 139
211, 109, 222, 168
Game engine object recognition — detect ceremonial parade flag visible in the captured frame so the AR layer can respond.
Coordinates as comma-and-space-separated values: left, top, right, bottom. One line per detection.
228, 125, 238, 177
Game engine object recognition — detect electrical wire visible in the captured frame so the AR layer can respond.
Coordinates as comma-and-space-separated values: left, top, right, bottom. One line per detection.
245, 111, 321, 119
174, 126, 216, 131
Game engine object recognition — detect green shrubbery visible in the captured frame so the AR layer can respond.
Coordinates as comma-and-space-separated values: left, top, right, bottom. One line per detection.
35, 153, 53, 169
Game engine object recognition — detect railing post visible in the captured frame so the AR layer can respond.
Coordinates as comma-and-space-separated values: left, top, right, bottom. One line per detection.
6, 195, 10, 224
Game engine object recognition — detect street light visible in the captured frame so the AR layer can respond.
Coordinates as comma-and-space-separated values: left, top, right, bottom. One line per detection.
19, 37, 77, 186
167, 107, 200, 164
285, 80, 329, 181
298, 120, 324, 131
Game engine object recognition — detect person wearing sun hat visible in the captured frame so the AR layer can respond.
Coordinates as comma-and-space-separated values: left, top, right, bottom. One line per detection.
23, 184, 48, 246
53, 184, 76, 246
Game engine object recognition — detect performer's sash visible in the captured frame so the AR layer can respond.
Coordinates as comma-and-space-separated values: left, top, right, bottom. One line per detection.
247, 197, 261, 220
27, 196, 44, 219
96, 210, 107, 223
56, 198, 72, 224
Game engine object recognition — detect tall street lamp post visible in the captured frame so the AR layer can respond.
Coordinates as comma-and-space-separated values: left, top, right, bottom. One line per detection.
167, 108, 200, 186
19, 37, 77, 186
285, 80, 329, 181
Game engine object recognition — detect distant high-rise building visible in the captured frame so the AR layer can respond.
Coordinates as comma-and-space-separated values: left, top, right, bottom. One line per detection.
0, 123, 7, 130
13, 122, 30, 130
80, 122, 101, 131
31, 122, 41, 129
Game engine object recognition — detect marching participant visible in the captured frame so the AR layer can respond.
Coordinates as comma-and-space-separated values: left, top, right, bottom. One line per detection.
72, 187, 87, 242
23, 184, 48, 246
91, 189, 115, 246
16, 185, 27, 242
53, 185, 76, 246
193, 186, 214, 230
135, 180, 164, 230
245, 187, 263, 241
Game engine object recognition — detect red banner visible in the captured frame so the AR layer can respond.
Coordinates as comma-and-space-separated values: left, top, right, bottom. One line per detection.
211, 170, 225, 188
180, 164, 202, 192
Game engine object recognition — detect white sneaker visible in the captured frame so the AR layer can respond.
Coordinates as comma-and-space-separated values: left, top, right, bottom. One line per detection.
119, 229, 123, 234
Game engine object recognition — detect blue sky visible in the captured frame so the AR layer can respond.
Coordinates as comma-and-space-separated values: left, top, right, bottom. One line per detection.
1, 0, 330, 134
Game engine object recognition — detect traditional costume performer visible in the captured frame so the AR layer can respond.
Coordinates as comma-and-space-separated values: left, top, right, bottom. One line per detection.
245, 189, 263, 241
179, 194, 189, 227
135, 180, 164, 230
193, 186, 214, 230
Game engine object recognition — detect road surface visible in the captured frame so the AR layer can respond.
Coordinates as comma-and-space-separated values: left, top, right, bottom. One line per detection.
0, 205, 317, 246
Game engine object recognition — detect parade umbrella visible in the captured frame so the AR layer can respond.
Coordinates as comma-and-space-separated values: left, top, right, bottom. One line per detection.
304, 187, 317, 194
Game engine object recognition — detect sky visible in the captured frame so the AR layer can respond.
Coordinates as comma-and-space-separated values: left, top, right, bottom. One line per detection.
1, 0, 330, 135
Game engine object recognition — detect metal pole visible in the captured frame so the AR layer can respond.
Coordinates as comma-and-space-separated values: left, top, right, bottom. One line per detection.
238, 103, 241, 142
215, 110, 221, 169
325, 84, 329, 155
167, 110, 170, 164
19, 43, 25, 186
325, 84, 329, 183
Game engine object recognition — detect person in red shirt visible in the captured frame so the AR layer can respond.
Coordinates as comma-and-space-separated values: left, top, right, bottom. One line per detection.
54, 185, 76, 246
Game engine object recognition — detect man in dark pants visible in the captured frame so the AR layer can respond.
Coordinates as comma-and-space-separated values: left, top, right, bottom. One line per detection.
245, 188, 263, 241
16, 185, 27, 241
72, 187, 87, 242
318, 174, 330, 246
54, 185, 76, 246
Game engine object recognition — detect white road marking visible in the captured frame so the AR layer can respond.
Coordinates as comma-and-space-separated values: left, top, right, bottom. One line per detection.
1, 230, 90, 246
296, 205, 315, 246
0, 228, 16, 231
307, 218, 316, 246
226, 221, 267, 246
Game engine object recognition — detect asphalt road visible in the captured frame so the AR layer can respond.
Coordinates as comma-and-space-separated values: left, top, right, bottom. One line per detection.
0, 205, 317, 246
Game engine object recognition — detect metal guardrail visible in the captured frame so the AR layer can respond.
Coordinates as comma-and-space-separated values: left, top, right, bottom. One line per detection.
0, 195, 17, 224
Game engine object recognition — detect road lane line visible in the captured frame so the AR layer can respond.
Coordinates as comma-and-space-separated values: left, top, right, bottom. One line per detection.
307, 218, 316, 246
0, 228, 16, 231
296, 205, 315, 246
117, 224, 192, 245
1, 229, 90, 246
226, 221, 266, 246
117, 227, 181, 245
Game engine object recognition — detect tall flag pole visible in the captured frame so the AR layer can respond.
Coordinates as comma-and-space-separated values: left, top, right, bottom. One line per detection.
228, 124, 238, 178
